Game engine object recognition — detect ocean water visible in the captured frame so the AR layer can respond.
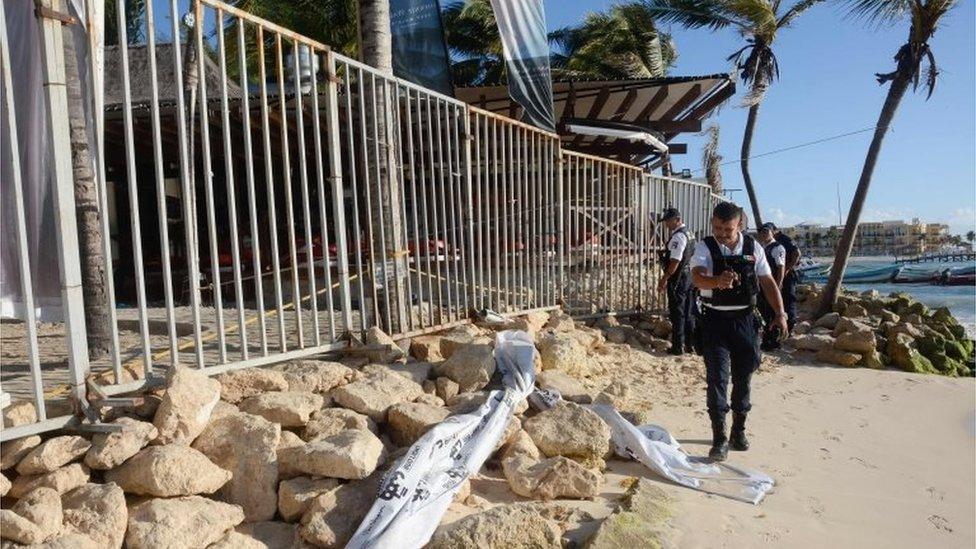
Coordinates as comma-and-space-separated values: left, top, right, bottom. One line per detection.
815, 258, 976, 336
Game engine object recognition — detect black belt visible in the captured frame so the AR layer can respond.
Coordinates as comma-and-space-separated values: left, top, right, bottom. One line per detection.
702, 306, 754, 319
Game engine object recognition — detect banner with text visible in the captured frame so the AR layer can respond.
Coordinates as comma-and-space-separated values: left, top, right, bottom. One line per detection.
390, 0, 454, 97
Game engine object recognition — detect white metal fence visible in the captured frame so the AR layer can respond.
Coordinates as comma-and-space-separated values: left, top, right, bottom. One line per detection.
0, 0, 722, 440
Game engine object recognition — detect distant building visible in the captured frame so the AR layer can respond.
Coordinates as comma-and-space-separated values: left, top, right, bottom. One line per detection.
781, 219, 950, 257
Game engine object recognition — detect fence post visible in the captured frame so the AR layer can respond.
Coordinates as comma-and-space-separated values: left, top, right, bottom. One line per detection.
462, 107, 477, 314
557, 150, 565, 302
323, 50, 354, 335
36, 0, 91, 408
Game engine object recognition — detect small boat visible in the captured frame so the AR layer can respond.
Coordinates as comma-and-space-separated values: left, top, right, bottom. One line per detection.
893, 266, 940, 284
803, 264, 902, 284
936, 266, 976, 286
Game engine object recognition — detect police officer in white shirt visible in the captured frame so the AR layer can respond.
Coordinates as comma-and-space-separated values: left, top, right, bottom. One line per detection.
757, 223, 786, 350
691, 202, 787, 461
656, 208, 695, 355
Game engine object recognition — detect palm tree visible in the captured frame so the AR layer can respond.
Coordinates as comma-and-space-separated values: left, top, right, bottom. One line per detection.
817, 0, 957, 317
442, 0, 506, 86
700, 123, 723, 193
444, 1, 678, 87
231, 0, 359, 57
550, 3, 678, 80
966, 230, 975, 244
642, 0, 823, 226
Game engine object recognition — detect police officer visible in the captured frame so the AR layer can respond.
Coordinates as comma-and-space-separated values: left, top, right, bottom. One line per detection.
770, 224, 800, 332
656, 208, 695, 355
690, 202, 787, 461
756, 223, 786, 350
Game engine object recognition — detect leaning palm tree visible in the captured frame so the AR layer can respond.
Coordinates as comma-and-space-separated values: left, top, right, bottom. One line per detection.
700, 123, 723, 193
643, 0, 823, 226
967, 230, 975, 244
550, 3, 678, 80
817, 0, 957, 316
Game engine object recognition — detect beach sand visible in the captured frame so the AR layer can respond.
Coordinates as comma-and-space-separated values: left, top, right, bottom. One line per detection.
446, 346, 976, 548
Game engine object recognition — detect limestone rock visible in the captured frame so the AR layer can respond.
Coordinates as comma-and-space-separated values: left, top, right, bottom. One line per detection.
125, 496, 244, 549
33, 532, 102, 548
427, 502, 562, 549
832, 317, 871, 337
192, 412, 281, 522
332, 368, 425, 422
447, 391, 528, 416
887, 333, 936, 374
500, 429, 542, 462
85, 417, 158, 470
834, 328, 877, 354
278, 477, 340, 522
536, 332, 592, 377
815, 347, 861, 367
880, 309, 900, 324
843, 303, 868, 318
153, 366, 222, 445
585, 478, 673, 548
435, 377, 460, 402
61, 482, 127, 548
235, 521, 303, 549
217, 369, 290, 404
568, 326, 606, 352
280, 429, 384, 479
300, 475, 382, 548
0, 472, 9, 497
272, 360, 357, 394
523, 402, 610, 467
0, 487, 62, 545
415, 393, 445, 406
210, 401, 242, 422
363, 362, 433, 386
303, 408, 376, 441
2, 401, 37, 430
363, 326, 407, 363
544, 311, 576, 332
439, 326, 481, 359
537, 371, 591, 404
791, 333, 835, 352
814, 312, 840, 329
208, 530, 266, 549
502, 454, 601, 500
434, 342, 496, 393
9, 462, 90, 499
238, 391, 324, 427
792, 321, 811, 335
277, 431, 306, 480
859, 350, 886, 369
1, 435, 41, 470
16, 436, 90, 475
105, 445, 231, 497
410, 335, 444, 361
387, 402, 450, 446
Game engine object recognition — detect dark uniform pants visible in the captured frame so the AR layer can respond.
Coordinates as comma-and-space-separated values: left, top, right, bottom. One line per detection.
701, 308, 761, 416
757, 294, 780, 350
782, 271, 798, 332
667, 272, 695, 351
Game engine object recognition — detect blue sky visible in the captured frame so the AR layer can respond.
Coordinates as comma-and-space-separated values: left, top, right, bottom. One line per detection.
547, 1, 976, 236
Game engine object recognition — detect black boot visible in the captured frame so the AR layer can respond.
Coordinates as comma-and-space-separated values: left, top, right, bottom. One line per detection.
708, 414, 729, 462
730, 412, 750, 451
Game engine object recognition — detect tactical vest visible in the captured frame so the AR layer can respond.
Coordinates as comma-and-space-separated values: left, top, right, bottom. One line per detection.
701, 235, 759, 308
672, 227, 695, 273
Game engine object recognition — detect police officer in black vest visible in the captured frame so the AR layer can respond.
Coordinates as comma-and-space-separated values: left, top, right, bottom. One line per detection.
690, 202, 788, 461
756, 223, 787, 350
770, 224, 800, 332
656, 208, 695, 355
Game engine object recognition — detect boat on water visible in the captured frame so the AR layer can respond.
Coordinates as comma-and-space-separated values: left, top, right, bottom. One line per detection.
800, 264, 902, 284
936, 266, 976, 286
893, 265, 941, 284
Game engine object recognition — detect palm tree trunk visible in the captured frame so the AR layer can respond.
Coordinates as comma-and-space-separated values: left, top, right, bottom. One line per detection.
740, 102, 762, 226
816, 73, 912, 318
359, 0, 408, 334
63, 29, 111, 359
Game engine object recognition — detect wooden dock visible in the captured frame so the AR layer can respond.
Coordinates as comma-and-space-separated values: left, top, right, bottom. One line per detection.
895, 252, 975, 264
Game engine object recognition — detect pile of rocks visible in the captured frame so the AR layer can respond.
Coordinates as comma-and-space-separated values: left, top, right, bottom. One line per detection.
789, 284, 975, 376
0, 311, 673, 548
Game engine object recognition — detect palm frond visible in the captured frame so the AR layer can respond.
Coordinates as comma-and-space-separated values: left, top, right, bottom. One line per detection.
777, 0, 825, 27
641, 0, 748, 31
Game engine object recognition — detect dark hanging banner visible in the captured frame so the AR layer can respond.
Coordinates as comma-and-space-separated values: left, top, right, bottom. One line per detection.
489, 0, 555, 132
390, 0, 455, 97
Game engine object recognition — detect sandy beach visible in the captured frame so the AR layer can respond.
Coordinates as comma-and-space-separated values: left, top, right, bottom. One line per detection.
446, 344, 976, 548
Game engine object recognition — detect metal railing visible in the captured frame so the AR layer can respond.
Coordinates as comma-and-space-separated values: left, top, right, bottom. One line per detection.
1, 0, 699, 440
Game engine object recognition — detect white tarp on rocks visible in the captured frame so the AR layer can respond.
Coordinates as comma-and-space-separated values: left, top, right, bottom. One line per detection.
347, 330, 537, 549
